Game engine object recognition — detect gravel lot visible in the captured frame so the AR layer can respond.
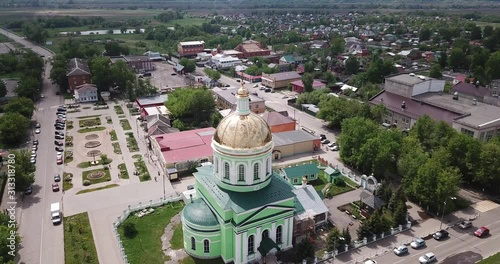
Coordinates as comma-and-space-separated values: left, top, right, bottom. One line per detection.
148, 62, 188, 91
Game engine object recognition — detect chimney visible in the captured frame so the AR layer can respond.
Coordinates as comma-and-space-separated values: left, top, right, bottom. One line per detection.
453, 92, 459, 100
401, 101, 406, 110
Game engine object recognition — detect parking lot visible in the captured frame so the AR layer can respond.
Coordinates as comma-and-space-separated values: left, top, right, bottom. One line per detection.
148, 62, 188, 91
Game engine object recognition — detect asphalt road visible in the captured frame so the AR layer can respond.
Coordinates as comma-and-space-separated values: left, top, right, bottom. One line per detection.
0, 29, 65, 264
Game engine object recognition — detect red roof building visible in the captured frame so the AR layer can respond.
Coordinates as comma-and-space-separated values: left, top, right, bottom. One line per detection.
66, 58, 91, 92
234, 40, 271, 59
290, 80, 326, 94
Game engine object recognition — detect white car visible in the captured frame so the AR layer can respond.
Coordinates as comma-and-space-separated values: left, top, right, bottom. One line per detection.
30, 158, 36, 164
329, 145, 340, 151
393, 245, 408, 255
410, 238, 426, 249
327, 142, 337, 148
364, 260, 377, 264
419, 252, 436, 263
35, 128, 41, 134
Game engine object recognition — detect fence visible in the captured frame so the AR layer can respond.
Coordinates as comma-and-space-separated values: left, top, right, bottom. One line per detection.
112, 195, 183, 264
316, 222, 412, 264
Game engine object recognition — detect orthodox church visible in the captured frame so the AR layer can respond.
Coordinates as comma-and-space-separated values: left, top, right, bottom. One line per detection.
181, 84, 328, 263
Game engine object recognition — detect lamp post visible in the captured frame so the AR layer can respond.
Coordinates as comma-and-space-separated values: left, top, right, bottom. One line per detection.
333, 236, 345, 264
439, 196, 457, 230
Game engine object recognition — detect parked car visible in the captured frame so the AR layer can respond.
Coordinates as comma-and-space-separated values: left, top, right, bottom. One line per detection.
55, 135, 64, 140
55, 131, 64, 136
56, 158, 63, 165
321, 139, 330, 144
319, 134, 326, 140
410, 238, 426, 249
363, 260, 377, 264
458, 221, 472, 229
54, 141, 63, 146
57, 107, 66, 112
55, 146, 63, 152
35, 128, 41, 134
327, 142, 337, 147
32, 145, 38, 151
56, 91, 60, 95
52, 183, 59, 192
329, 145, 340, 151
419, 252, 436, 263
393, 245, 408, 256
30, 158, 36, 164
55, 126, 64, 130
265, 88, 271, 93
474, 227, 490, 237
24, 185, 33, 195
33, 139, 39, 145
35, 123, 41, 128
54, 174, 61, 182
30, 153, 36, 159
433, 230, 449, 240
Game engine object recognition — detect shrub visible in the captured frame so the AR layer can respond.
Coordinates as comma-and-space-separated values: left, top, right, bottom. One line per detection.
334, 177, 346, 187
83, 180, 91, 186
123, 222, 137, 238
106, 177, 111, 181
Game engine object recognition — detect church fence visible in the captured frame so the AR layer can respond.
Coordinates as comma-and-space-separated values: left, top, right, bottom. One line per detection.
316, 221, 412, 264
112, 195, 183, 264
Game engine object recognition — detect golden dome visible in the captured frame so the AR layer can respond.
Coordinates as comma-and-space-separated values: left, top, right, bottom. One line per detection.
214, 112, 272, 149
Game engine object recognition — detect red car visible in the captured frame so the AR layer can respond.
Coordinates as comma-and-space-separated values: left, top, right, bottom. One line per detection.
474, 227, 490, 237
52, 183, 59, 192
56, 158, 63, 165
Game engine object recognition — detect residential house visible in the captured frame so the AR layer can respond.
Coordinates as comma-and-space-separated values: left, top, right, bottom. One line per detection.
67, 58, 91, 92
324, 166, 341, 183
146, 114, 179, 136
211, 54, 242, 69
233, 40, 271, 58
143, 51, 164, 61
109, 56, 154, 72
261, 71, 302, 89
260, 111, 296, 133
178, 41, 205, 57
279, 163, 320, 185
74, 83, 98, 103
142, 105, 169, 119
212, 87, 265, 114
279, 55, 305, 65
290, 79, 326, 94
370, 73, 500, 141
136, 94, 169, 115
272, 130, 321, 159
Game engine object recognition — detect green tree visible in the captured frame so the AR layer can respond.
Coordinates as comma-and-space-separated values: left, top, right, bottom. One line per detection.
90, 57, 112, 91
392, 199, 408, 227
483, 26, 494, 38
49, 55, 70, 92
9, 150, 35, 191
165, 88, 215, 124
3, 97, 35, 119
110, 60, 135, 91
485, 51, 500, 80
438, 50, 447, 69
338, 117, 380, 166
419, 27, 431, 41
344, 56, 359, 75
179, 58, 196, 73
0, 81, 6, 97
470, 26, 482, 40
470, 48, 491, 73
0, 113, 30, 145
15, 77, 39, 100
446, 133, 481, 183
326, 227, 342, 251
204, 68, 221, 81
135, 78, 157, 98
429, 64, 442, 79
449, 48, 465, 71
22, 22, 48, 44
329, 35, 345, 56
0, 225, 19, 263
324, 71, 336, 84
476, 141, 500, 190
342, 227, 352, 247
302, 73, 314, 93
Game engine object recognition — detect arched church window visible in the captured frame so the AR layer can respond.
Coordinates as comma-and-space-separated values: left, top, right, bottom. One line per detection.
253, 163, 260, 180
238, 164, 245, 181
191, 237, 196, 250
248, 235, 255, 254
203, 239, 210, 253
224, 162, 230, 179
262, 230, 269, 239
276, 226, 283, 244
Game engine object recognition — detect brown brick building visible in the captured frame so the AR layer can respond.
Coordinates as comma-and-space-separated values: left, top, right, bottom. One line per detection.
67, 58, 91, 92
234, 40, 271, 59
260, 111, 296, 133
109, 56, 154, 72
178, 41, 205, 57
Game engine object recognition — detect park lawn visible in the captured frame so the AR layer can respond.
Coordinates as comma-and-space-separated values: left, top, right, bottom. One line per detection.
311, 171, 329, 192
76, 184, 119, 195
127, 133, 140, 152
118, 202, 184, 264
0, 72, 22, 79
110, 130, 117, 141
77, 115, 102, 119
77, 126, 106, 133
135, 161, 151, 182
64, 212, 99, 264
112, 142, 122, 154
82, 168, 111, 185
480, 252, 500, 263
170, 223, 184, 250
120, 119, 132, 130
118, 163, 129, 179
328, 179, 355, 196
114, 105, 124, 115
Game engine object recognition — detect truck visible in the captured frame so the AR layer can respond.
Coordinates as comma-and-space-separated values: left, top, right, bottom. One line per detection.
50, 202, 62, 225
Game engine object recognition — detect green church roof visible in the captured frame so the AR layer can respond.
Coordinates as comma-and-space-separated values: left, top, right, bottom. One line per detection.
281, 163, 320, 179
195, 165, 296, 213
182, 199, 220, 227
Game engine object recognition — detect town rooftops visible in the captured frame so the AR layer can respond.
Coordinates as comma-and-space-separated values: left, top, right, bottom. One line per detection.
67, 58, 90, 76
179, 41, 205, 46
281, 163, 320, 180
144, 105, 169, 116
290, 80, 325, 89
195, 165, 295, 213
238, 40, 267, 52
136, 94, 169, 107
262, 71, 301, 82
109, 55, 151, 63
74, 83, 97, 92
273, 130, 318, 147
451, 82, 490, 98
260, 111, 295, 127
293, 185, 328, 220
153, 127, 215, 163
386, 74, 428, 86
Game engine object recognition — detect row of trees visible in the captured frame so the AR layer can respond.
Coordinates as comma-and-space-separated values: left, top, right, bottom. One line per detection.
0, 51, 44, 100
165, 87, 218, 130
0, 213, 20, 264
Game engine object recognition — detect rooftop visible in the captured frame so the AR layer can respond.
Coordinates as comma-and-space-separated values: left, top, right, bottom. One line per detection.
195, 165, 296, 213
182, 198, 220, 227
260, 111, 295, 127
293, 185, 328, 220
144, 105, 169, 116
281, 163, 320, 180
153, 127, 215, 163
213, 87, 265, 105
451, 82, 490, 98
386, 74, 428, 86
290, 80, 325, 88
262, 71, 301, 82
67, 58, 90, 76
136, 94, 169, 107
360, 190, 385, 210
180, 41, 205, 46
273, 130, 319, 147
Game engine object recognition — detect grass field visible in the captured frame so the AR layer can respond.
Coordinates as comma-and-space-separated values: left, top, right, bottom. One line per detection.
76, 184, 119, 194
118, 202, 184, 264
64, 212, 99, 264
479, 252, 500, 263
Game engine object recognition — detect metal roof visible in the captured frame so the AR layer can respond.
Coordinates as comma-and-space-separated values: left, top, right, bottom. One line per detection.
293, 185, 328, 221
281, 163, 320, 180
194, 165, 296, 213
182, 198, 220, 227
273, 130, 318, 147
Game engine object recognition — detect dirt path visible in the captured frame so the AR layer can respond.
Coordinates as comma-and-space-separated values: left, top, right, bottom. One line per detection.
162, 213, 188, 264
